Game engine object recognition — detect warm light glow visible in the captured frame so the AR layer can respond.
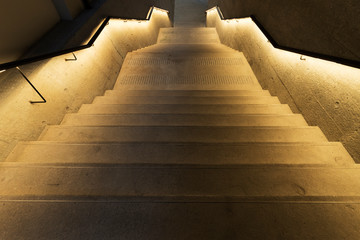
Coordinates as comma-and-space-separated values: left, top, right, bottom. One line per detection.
0, 70, 6, 74
206, 8, 360, 83
0, 7, 172, 107
153, 7, 169, 14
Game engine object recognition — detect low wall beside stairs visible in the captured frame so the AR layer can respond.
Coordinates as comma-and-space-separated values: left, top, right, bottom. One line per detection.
207, 8, 360, 163
0, 8, 171, 162
208, 0, 360, 63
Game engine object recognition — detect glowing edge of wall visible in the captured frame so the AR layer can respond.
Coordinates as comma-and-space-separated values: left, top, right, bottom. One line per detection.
206, 6, 360, 70
0, 6, 170, 72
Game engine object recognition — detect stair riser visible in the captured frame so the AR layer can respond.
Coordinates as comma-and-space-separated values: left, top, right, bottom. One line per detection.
136, 43, 236, 53
8, 143, 353, 166
104, 89, 271, 97
78, 104, 293, 115
158, 28, 220, 43
0, 202, 358, 239
158, 37, 220, 44
93, 96, 281, 105
61, 114, 308, 127
1, 167, 360, 200
39, 126, 327, 143
113, 84, 263, 91
119, 65, 253, 77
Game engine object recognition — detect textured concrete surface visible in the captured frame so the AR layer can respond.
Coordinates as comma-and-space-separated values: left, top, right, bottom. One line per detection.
207, 9, 360, 162
209, 0, 360, 62
64, 0, 175, 49
92, 95, 280, 104
3, 0, 175, 62
78, 103, 293, 115
157, 27, 219, 43
61, 113, 307, 126
39, 125, 327, 142
0, 202, 360, 240
0, 9, 171, 162
2, 4, 359, 237
7, 142, 353, 166
2, 165, 360, 200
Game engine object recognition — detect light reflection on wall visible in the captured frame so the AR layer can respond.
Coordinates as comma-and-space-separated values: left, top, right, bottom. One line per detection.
207, 7, 360, 162
0, 7, 171, 162
206, 7, 360, 85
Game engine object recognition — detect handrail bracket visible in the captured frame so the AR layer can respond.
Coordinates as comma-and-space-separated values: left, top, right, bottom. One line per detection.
65, 52, 77, 61
16, 67, 46, 104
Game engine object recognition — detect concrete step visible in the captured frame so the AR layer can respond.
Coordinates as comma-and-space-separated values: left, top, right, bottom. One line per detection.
114, 51, 261, 90
78, 104, 293, 115
123, 52, 247, 67
0, 202, 358, 239
60, 113, 308, 127
135, 43, 236, 53
104, 89, 271, 97
38, 126, 328, 142
157, 28, 220, 43
92, 96, 281, 105
7, 142, 354, 166
114, 77, 262, 90
116, 53, 258, 84
0, 164, 360, 201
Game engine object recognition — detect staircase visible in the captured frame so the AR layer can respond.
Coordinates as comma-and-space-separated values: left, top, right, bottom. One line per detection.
2, 27, 360, 239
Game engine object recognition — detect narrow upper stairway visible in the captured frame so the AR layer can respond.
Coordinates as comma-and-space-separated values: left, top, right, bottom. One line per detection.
2, 27, 360, 239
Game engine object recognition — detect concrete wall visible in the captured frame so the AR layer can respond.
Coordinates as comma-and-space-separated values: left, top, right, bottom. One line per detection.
0, 8, 172, 162
0, 0, 174, 162
209, 0, 360, 62
65, 0, 175, 48
207, 10, 360, 163
0, 0, 60, 63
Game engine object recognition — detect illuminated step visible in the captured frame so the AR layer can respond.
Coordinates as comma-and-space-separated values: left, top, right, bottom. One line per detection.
116, 52, 257, 85
38, 126, 327, 142
7, 142, 353, 166
122, 52, 248, 67
113, 78, 262, 90
92, 96, 281, 104
135, 43, 235, 53
157, 27, 220, 43
0, 202, 358, 239
104, 89, 271, 97
0, 164, 360, 201
60, 113, 308, 127
114, 51, 262, 90
78, 104, 293, 115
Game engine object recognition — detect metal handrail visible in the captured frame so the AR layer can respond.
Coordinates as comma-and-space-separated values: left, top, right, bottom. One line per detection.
209, 6, 360, 69
0, 6, 159, 71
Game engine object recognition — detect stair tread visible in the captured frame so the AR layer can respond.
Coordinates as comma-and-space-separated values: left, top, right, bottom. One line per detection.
93, 96, 280, 104
126, 51, 247, 61
61, 113, 308, 126
135, 43, 236, 53
1, 165, 360, 200
113, 83, 262, 90
38, 126, 328, 142
159, 27, 218, 33
117, 52, 257, 82
157, 27, 220, 43
7, 142, 353, 165
78, 103, 293, 114
104, 89, 271, 96
0, 202, 359, 239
